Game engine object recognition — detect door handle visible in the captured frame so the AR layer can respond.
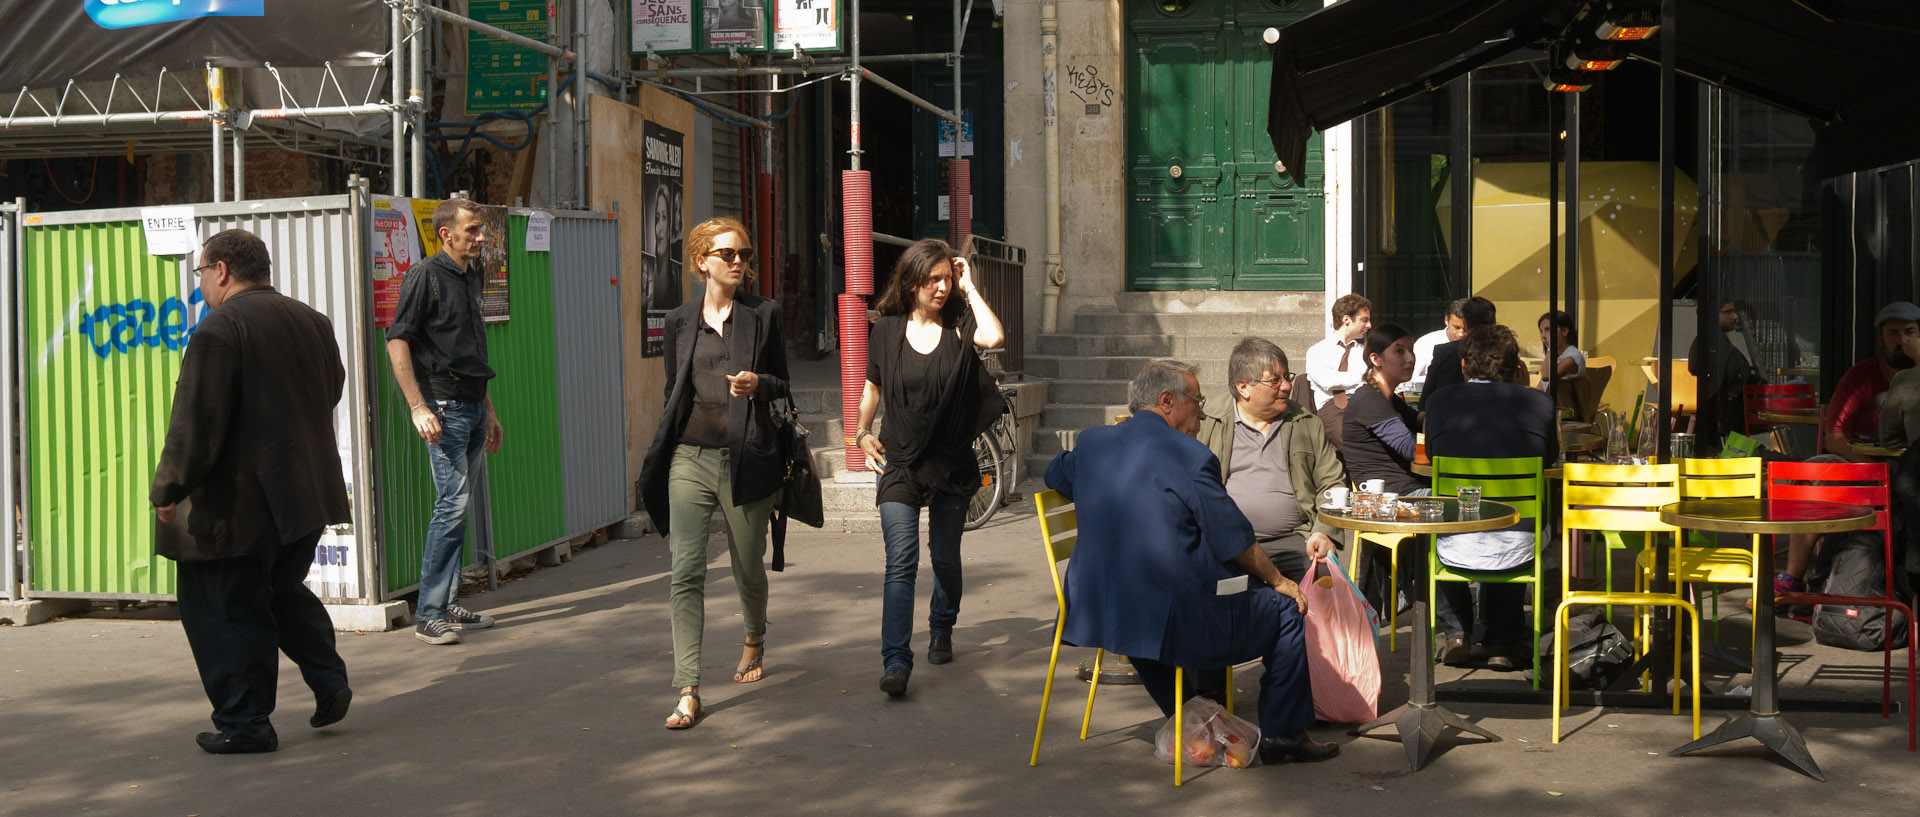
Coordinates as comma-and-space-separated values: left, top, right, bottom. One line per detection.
1169, 165, 1183, 179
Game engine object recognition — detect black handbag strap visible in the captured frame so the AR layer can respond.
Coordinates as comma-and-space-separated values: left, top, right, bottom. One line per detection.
770, 510, 787, 572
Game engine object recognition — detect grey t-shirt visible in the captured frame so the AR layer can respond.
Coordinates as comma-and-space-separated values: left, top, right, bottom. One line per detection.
1224, 408, 1304, 540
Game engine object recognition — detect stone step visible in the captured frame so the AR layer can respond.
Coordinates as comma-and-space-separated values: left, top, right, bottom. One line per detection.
1037, 403, 1131, 431
1035, 332, 1331, 358
1071, 310, 1324, 337
1109, 290, 1326, 315
789, 387, 842, 416
1043, 379, 1133, 406
1027, 355, 1250, 385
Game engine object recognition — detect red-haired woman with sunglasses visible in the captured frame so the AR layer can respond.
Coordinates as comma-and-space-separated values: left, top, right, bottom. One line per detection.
640, 217, 790, 729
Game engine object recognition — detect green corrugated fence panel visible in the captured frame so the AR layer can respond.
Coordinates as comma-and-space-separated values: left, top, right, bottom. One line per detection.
374, 214, 566, 594
23, 221, 185, 595
485, 214, 565, 559
373, 339, 448, 595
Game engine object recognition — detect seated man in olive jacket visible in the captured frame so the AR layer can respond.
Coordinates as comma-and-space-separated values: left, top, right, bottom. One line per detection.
1194, 337, 1350, 582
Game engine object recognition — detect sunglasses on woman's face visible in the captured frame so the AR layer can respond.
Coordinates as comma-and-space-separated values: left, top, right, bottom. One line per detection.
705, 247, 755, 263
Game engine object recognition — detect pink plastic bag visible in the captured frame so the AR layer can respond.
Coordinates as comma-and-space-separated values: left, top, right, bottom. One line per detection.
1302, 555, 1381, 724
1152, 696, 1260, 769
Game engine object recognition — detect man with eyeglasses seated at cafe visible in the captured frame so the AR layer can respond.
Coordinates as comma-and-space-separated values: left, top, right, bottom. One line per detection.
1046, 359, 1340, 766
1195, 337, 1349, 583
1421, 325, 1559, 669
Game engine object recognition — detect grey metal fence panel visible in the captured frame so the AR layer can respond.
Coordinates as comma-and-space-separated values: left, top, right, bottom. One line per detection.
549, 213, 630, 535
199, 193, 376, 603
1, 200, 17, 601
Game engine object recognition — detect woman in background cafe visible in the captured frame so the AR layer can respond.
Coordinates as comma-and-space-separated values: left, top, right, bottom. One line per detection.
1343, 323, 1428, 497
1423, 325, 1558, 669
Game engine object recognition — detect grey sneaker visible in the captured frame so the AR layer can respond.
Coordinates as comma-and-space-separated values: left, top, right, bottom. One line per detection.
415, 619, 462, 645
446, 605, 495, 630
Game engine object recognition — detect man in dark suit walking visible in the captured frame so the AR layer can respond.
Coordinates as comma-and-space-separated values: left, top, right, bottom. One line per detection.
151, 229, 353, 754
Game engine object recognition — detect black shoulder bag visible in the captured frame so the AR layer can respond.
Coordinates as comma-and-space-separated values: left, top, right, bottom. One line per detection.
769, 396, 824, 571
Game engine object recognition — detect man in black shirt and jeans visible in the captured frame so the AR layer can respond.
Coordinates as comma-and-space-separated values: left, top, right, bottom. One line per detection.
386, 198, 505, 645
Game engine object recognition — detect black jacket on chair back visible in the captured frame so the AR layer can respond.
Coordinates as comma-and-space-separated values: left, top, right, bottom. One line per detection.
639, 292, 791, 538
150, 286, 351, 561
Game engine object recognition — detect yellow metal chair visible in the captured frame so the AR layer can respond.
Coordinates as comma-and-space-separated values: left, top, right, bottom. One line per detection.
1357, 530, 1415, 651
1634, 458, 1762, 646
1029, 489, 1231, 786
1553, 463, 1702, 743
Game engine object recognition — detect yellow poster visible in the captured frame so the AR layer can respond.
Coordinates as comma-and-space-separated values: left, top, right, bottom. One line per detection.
412, 198, 443, 257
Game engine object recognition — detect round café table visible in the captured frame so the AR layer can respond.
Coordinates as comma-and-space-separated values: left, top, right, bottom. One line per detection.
1850, 442, 1907, 459
1756, 408, 1822, 425
1322, 497, 1519, 771
1562, 431, 1604, 453
1661, 498, 1875, 782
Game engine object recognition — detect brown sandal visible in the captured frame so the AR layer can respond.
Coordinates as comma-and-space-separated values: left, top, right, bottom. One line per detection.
664, 690, 703, 729
733, 640, 766, 684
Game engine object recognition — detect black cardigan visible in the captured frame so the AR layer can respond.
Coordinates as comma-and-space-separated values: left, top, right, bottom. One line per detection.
638, 292, 791, 537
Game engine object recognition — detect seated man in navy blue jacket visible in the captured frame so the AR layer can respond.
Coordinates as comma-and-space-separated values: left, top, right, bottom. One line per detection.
1045, 359, 1339, 765
1422, 325, 1559, 670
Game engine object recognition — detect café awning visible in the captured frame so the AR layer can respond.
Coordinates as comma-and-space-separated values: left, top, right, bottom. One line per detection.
1265, 0, 1920, 186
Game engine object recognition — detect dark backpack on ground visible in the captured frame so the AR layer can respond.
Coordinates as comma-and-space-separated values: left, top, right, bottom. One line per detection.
1812, 533, 1910, 651
1537, 607, 1635, 690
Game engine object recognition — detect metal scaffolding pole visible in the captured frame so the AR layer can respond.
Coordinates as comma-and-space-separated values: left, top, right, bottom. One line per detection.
390, 1, 406, 196
409, 0, 426, 197
859, 68, 961, 125
209, 66, 226, 203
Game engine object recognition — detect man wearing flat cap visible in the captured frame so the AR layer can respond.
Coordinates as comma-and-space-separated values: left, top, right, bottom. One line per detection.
1823, 301, 1920, 460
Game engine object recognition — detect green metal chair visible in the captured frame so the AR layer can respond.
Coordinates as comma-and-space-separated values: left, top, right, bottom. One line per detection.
1427, 456, 1548, 688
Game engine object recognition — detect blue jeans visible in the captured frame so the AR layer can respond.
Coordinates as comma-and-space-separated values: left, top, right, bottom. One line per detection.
417, 398, 487, 623
879, 497, 966, 671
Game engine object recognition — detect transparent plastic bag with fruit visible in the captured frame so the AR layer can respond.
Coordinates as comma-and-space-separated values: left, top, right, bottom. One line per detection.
1151, 696, 1260, 769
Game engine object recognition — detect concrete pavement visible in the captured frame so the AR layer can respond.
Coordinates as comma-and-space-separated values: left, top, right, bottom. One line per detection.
2, 479, 1914, 816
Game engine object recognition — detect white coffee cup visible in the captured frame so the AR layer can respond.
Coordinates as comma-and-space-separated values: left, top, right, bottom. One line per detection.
1360, 478, 1386, 494
1322, 486, 1350, 508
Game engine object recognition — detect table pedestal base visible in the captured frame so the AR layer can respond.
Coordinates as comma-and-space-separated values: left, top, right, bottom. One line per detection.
1671, 712, 1824, 781
1353, 701, 1501, 771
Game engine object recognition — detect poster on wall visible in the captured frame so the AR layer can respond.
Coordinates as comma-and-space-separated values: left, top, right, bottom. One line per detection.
632, 0, 696, 52
412, 199, 443, 256
476, 204, 512, 323
372, 196, 423, 329
772, 0, 839, 52
305, 524, 360, 600
641, 120, 686, 358
467, 0, 550, 113
702, 0, 767, 50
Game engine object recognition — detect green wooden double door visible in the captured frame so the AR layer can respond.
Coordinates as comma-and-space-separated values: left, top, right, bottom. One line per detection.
1126, 0, 1323, 291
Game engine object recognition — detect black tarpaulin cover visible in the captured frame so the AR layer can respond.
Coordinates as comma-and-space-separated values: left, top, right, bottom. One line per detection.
1266, 0, 1920, 184
2, 0, 390, 91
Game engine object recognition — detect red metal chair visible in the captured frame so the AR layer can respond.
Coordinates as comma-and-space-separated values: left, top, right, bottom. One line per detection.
1766, 461, 1916, 750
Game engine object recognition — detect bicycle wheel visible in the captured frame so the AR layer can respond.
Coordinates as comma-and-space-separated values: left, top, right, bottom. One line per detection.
964, 431, 1005, 530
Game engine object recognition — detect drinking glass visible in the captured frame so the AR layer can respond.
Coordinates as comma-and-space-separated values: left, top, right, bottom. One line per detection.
1456, 485, 1483, 516
1378, 492, 1400, 520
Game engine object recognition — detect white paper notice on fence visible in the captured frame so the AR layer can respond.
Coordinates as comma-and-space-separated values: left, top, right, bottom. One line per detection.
140, 206, 199, 256
304, 527, 360, 600
525, 211, 552, 251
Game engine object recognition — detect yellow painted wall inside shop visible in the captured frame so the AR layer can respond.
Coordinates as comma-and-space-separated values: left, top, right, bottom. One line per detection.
1439, 161, 1699, 416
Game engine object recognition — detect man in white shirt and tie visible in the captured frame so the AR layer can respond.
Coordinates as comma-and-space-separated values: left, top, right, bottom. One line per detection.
1302, 294, 1371, 452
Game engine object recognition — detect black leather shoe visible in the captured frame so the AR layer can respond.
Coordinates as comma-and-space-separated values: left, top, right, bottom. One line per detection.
310, 688, 352, 728
879, 665, 910, 698
1440, 635, 1471, 667
928, 635, 954, 665
196, 731, 278, 754
1258, 731, 1339, 765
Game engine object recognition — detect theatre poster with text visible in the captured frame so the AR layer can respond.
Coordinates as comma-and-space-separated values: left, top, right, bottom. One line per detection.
642, 120, 686, 358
